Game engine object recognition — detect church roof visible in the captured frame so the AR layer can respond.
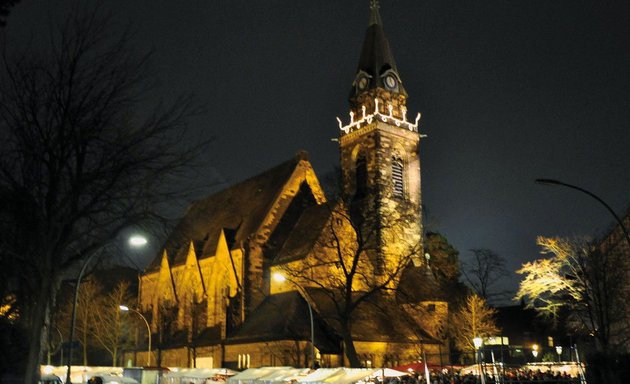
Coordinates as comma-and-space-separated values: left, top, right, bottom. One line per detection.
306, 288, 438, 344
146, 152, 309, 272
350, 1, 407, 98
226, 287, 438, 353
271, 203, 331, 264
225, 290, 341, 354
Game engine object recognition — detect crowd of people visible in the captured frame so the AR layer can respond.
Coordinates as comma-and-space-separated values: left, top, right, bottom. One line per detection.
379, 368, 582, 384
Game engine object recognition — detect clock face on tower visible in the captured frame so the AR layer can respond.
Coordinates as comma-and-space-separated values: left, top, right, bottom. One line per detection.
384, 74, 397, 90
358, 76, 369, 91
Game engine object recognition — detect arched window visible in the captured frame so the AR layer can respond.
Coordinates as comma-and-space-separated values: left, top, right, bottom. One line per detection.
392, 157, 404, 197
355, 154, 367, 198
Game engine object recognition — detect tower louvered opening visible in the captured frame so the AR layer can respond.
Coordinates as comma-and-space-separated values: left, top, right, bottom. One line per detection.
392, 158, 404, 197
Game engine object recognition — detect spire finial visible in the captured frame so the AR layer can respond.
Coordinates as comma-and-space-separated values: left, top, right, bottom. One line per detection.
369, 0, 382, 26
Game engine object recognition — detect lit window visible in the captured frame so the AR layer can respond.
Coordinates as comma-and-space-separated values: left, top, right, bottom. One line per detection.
392, 158, 404, 197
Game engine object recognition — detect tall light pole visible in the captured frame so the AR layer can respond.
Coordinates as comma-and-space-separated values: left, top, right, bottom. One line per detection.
65, 249, 101, 384
272, 272, 315, 369
535, 178, 630, 250
473, 337, 485, 384
120, 305, 152, 366
65, 235, 148, 383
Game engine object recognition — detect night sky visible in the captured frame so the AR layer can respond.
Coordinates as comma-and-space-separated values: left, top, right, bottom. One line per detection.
5, 1, 630, 298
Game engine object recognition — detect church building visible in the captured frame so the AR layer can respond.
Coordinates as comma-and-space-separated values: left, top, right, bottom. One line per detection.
131, 2, 448, 370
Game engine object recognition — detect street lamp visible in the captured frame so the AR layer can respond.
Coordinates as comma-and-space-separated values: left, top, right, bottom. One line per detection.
473, 337, 485, 384
65, 249, 102, 384
473, 337, 483, 354
535, 178, 630, 250
532, 344, 539, 359
129, 235, 148, 247
65, 235, 148, 383
555, 346, 563, 362
272, 272, 316, 369
119, 305, 152, 366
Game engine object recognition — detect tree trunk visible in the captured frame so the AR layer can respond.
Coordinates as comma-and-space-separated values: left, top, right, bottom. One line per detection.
24, 276, 52, 384
341, 321, 361, 367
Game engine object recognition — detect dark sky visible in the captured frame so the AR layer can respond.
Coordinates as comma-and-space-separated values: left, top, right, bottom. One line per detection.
6, 1, 630, 297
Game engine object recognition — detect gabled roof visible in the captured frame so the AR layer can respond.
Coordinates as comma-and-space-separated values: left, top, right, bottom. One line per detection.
232, 288, 438, 348
306, 288, 437, 344
271, 203, 331, 265
146, 152, 315, 272
225, 291, 341, 354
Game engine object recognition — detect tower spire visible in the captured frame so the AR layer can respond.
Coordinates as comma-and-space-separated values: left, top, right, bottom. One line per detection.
369, 0, 382, 26
350, 1, 406, 103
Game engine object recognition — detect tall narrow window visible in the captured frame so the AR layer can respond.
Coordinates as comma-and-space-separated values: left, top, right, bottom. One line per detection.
355, 154, 367, 198
392, 157, 404, 197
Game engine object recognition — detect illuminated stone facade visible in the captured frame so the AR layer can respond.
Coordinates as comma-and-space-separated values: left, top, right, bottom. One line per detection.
128, 4, 448, 369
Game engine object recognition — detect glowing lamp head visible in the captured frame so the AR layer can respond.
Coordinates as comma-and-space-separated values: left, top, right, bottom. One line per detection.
272, 272, 286, 283
129, 235, 148, 247
556, 346, 563, 355
119, 305, 130, 311
473, 337, 483, 349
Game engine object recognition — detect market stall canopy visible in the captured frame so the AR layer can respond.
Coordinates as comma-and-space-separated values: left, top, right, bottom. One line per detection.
392, 362, 440, 374
228, 367, 308, 384
370, 368, 408, 378
298, 368, 376, 384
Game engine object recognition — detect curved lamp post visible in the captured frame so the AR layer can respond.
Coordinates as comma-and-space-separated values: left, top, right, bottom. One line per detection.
66, 235, 148, 383
65, 250, 101, 384
120, 305, 152, 366
272, 272, 315, 369
535, 178, 630, 250
473, 337, 485, 384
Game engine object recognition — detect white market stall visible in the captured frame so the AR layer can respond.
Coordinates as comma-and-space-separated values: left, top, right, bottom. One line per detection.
228, 367, 307, 384
298, 368, 376, 384
369, 368, 408, 379
164, 368, 238, 384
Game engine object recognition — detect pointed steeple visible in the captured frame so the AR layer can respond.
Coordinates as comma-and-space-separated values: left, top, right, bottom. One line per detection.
368, 0, 382, 26
351, 0, 406, 100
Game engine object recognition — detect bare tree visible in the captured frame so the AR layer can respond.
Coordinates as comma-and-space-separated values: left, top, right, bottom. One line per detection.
280, 198, 422, 367
0, 4, 206, 382
56, 279, 102, 366
516, 236, 630, 354
462, 248, 510, 302
91, 281, 134, 366
449, 293, 499, 358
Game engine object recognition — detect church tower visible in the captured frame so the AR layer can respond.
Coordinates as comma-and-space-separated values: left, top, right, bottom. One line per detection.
338, 1, 424, 268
